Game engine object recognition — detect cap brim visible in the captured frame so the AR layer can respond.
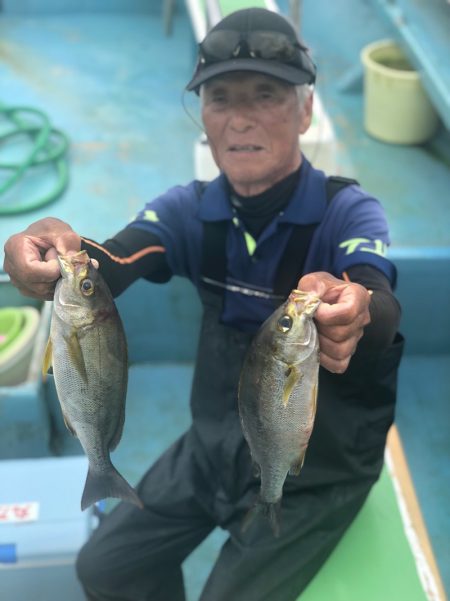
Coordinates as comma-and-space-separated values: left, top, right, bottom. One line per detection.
186, 58, 315, 92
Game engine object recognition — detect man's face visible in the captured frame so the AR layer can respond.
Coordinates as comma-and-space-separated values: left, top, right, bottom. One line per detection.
201, 72, 311, 196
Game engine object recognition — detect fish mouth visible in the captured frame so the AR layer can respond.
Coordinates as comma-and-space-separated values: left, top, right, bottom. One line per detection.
57, 255, 73, 279
57, 250, 90, 279
288, 290, 321, 316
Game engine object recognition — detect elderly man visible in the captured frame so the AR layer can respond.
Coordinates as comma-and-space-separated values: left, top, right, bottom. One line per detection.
3, 8, 403, 601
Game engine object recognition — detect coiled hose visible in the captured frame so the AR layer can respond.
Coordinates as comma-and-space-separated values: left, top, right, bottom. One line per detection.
0, 103, 69, 215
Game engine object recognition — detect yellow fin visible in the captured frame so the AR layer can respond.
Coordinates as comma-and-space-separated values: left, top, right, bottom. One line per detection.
62, 409, 77, 437
289, 451, 306, 476
42, 337, 53, 381
282, 365, 301, 407
311, 382, 318, 414
63, 329, 88, 383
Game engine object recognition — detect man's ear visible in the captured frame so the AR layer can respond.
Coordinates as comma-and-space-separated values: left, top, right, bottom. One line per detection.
299, 92, 314, 135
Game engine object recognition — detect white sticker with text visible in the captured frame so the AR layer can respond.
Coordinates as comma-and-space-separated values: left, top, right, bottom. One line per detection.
0, 502, 40, 523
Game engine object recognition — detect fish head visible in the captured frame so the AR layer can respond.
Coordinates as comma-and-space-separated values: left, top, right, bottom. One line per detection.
54, 251, 113, 327
271, 289, 320, 364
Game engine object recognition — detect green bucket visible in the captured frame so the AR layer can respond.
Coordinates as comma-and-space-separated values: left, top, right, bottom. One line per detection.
0, 308, 23, 352
0, 306, 41, 386
361, 40, 439, 144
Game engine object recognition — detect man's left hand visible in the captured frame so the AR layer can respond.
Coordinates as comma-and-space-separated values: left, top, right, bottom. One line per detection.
298, 271, 371, 374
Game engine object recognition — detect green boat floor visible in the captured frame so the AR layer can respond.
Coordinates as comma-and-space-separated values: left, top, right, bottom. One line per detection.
298, 466, 427, 601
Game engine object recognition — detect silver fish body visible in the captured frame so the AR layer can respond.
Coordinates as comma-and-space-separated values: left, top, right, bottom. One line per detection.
45, 251, 142, 510
238, 289, 321, 536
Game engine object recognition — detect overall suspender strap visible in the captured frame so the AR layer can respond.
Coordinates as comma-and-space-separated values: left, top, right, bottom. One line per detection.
201, 220, 228, 293
274, 176, 359, 297
326, 176, 359, 195
195, 179, 228, 294
273, 223, 318, 296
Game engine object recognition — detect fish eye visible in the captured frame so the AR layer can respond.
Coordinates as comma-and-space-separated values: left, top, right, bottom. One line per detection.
80, 278, 94, 296
277, 315, 293, 333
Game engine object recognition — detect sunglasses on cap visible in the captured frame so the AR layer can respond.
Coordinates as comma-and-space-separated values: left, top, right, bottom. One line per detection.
199, 30, 315, 80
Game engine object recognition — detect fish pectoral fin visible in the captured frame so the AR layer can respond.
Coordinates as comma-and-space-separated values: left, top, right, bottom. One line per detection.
311, 382, 318, 414
61, 409, 77, 437
42, 337, 53, 381
289, 449, 307, 476
282, 365, 301, 407
63, 329, 88, 383
252, 461, 261, 478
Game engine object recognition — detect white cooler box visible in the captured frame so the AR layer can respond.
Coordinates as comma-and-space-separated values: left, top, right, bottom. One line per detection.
0, 456, 95, 601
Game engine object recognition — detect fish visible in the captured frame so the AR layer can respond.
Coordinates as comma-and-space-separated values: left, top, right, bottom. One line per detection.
238, 289, 321, 537
43, 250, 143, 511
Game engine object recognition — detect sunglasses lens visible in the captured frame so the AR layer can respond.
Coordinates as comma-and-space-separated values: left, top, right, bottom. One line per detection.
200, 30, 310, 69
247, 32, 297, 61
200, 31, 241, 61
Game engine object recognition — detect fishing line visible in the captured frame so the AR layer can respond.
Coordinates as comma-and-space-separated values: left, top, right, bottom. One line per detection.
180, 89, 205, 135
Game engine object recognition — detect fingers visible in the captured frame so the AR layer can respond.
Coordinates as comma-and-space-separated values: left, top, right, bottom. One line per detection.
5, 273, 56, 301
316, 285, 371, 327
320, 353, 351, 375
44, 247, 58, 262
317, 302, 368, 373
27, 230, 80, 257
4, 236, 61, 282
317, 301, 369, 373
318, 323, 365, 348
54, 230, 82, 256
316, 301, 370, 329
298, 271, 338, 298
298, 272, 372, 374
318, 329, 364, 373
318, 324, 364, 370
3, 218, 81, 301
3, 217, 81, 293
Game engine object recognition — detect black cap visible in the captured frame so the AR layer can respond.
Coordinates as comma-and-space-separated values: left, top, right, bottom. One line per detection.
186, 8, 316, 93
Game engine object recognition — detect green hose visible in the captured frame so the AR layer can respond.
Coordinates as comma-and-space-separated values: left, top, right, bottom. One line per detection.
0, 103, 69, 215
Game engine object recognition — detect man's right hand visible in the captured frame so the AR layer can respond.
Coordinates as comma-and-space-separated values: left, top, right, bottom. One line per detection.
3, 217, 81, 300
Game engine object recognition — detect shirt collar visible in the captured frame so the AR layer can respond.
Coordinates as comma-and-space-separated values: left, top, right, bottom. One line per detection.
197, 157, 327, 224
197, 174, 233, 222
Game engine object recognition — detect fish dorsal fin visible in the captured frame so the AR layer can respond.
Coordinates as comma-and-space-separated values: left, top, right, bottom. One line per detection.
63, 329, 88, 383
42, 337, 53, 381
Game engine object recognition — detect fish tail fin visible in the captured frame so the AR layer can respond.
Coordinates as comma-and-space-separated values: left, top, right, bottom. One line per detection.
241, 498, 282, 538
81, 464, 144, 511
